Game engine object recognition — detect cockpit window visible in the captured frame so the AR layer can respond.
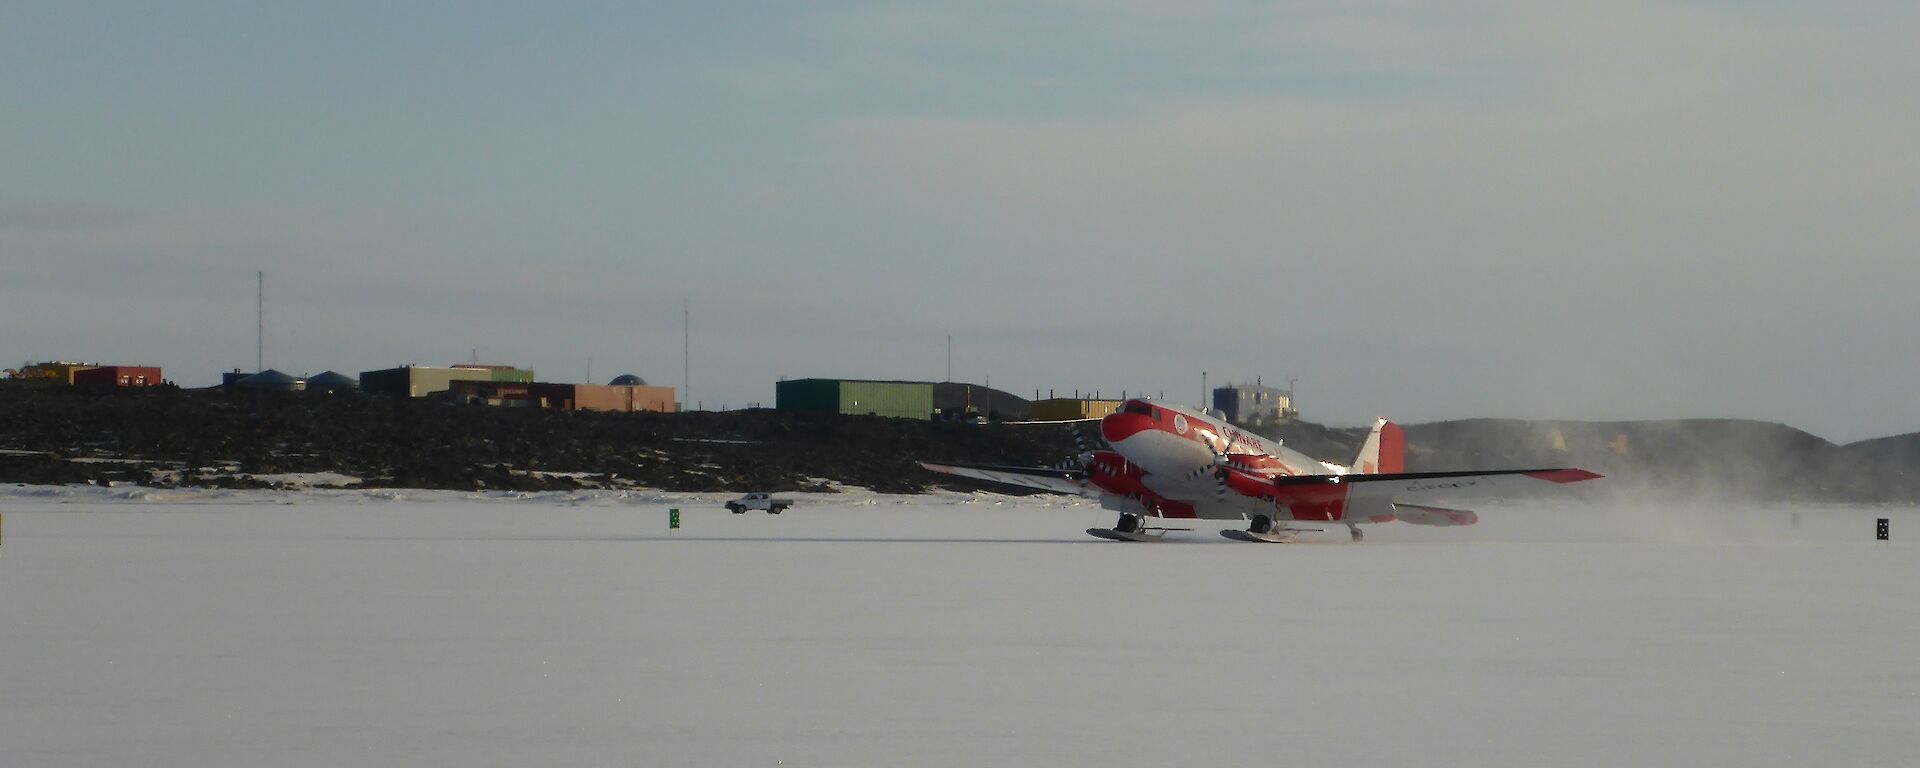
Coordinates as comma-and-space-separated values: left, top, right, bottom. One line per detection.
1122, 402, 1155, 417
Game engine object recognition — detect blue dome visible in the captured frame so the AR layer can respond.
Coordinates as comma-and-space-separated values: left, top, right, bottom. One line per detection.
307, 371, 359, 390
233, 369, 302, 390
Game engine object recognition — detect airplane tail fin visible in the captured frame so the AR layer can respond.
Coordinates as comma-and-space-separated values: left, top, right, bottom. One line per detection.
1352, 418, 1405, 475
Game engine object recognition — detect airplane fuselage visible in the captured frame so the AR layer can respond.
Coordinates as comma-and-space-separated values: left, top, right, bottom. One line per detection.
1089, 399, 1341, 520
919, 398, 1600, 536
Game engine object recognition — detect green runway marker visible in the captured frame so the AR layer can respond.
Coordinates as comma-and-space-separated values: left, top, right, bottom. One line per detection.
669, 508, 681, 530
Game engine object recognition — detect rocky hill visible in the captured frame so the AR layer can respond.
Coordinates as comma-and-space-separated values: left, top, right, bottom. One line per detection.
1257, 417, 1913, 501
1405, 418, 1881, 500
0, 387, 1076, 493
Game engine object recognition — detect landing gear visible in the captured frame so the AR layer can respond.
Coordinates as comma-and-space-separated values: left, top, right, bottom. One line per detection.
1348, 524, 1364, 542
1220, 514, 1298, 543
1086, 511, 1186, 542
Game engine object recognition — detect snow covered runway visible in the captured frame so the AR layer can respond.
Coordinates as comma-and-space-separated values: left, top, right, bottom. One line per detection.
3, 487, 1916, 767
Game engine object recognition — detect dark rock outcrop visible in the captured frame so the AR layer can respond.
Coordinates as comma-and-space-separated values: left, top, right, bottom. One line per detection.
0, 388, 1077, 493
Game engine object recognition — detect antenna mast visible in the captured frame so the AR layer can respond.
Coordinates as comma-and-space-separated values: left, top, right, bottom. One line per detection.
256, 271, 264, 373
683, 298, 691, 411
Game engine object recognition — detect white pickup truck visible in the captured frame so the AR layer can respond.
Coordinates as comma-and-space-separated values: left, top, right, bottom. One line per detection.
725, 492, 793, 515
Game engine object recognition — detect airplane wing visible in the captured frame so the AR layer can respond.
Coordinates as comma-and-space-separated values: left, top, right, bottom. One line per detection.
1388, 503, 1479, 526
1248, 468, 1602, 524
918, 462, 1095, 496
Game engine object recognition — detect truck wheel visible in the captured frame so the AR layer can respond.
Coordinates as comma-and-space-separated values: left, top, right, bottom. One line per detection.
769, 505, 784, 515
730, 506, 744, 514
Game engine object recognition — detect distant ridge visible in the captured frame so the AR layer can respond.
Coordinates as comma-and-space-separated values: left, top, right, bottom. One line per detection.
1266, 417, 1916, 502
1406, 418, 1856, 499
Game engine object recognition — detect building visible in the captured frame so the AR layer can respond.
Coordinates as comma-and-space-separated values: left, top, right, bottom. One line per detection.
9, 361, 99, 385
775, 379, 934, 420
306, 371, 359, 394
360, 365, 535, 398
230, 369, 305, 392
932, 382, 1030, 421
1028, 397, 1124, 421
1212, 380, 1294, 425
448, 380, 676, 413
74, 365, 163, 388
575, 383, 675, 413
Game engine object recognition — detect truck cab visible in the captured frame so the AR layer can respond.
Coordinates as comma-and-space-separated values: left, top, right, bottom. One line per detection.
726, 492, 792, 515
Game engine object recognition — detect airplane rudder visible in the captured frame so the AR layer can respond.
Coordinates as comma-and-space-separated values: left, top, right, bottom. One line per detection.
1378, 420, 1405, 474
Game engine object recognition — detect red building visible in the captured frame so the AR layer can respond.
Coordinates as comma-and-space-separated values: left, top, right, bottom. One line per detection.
74, 366, 163, 388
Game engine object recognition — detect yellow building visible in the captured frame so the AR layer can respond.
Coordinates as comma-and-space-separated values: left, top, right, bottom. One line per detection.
7, 361, 99, 385
1028, 398, 1124, 421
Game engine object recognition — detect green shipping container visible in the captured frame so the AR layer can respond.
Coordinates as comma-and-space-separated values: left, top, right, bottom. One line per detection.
776, 379, 933, 420
359, 366, 535, 397
775, 379, 842, 413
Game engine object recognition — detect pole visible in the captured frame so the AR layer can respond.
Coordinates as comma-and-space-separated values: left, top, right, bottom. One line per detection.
1201, 371, 1207, 411
683, 297, 690, 411
256, 271, 264, 373
947, 335, 952, 382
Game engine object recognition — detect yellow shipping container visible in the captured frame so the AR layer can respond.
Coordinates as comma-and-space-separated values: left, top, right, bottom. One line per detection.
1028, 398, 1123, 421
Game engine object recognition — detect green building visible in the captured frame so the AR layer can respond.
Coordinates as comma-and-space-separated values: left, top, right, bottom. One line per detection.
775, 378, 934, 420
361, 365, 535, 398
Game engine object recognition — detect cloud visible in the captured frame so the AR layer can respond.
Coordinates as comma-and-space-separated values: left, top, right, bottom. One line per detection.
0, 199, 135, 232
5, 2, 1916, 438
769, 2, 1919, 438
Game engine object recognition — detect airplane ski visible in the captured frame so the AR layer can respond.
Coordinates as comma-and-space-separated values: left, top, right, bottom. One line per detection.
1218, 528, 1298, 543
1085, 526, 1189, 542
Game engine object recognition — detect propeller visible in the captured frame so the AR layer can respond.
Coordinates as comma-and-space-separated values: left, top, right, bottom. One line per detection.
1204, 421, 1291, 534
1177, 416, 1247, 503
1204, 418, 1283, 506
1211, 428, 1240, 503
1051, 420, 1106, 478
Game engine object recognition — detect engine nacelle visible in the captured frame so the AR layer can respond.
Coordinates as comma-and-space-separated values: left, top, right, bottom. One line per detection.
1085, 450, 1147, 497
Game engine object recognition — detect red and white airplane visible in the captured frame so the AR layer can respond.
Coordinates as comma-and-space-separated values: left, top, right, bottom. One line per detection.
922, 399, 1600, 542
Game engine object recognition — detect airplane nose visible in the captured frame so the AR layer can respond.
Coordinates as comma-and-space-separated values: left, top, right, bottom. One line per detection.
1101, 413, 1152, 444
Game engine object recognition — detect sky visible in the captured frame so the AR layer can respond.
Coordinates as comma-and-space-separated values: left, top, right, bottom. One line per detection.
2, 2, 1916, 442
